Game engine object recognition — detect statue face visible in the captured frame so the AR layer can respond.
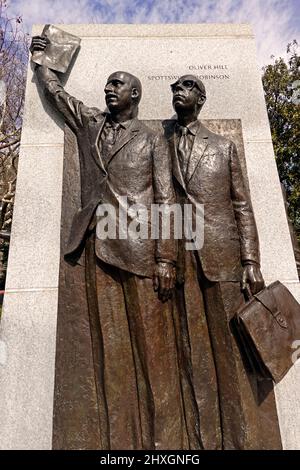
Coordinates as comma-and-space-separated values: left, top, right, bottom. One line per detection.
104, 72, 136, 112
171, 75, 205, 114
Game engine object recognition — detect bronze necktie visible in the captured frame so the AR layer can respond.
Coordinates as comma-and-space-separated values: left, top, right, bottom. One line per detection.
176, 126, 190, 283
177, 125, 189, 178
100, 121, 121, 167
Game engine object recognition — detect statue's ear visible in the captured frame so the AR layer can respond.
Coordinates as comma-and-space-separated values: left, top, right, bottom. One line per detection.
131, 87, 139, 100
197, 95, 206, 106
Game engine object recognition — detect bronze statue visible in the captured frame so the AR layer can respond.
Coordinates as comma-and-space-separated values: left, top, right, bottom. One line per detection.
165, 75, 282, 449
29, 35, 198, 450
29, 28, 283, 450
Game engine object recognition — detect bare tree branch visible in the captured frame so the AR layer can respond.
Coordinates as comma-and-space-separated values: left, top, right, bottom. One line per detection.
0, 0, 28, 261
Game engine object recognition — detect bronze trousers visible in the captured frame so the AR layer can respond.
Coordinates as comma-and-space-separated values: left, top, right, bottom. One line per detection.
175, 250, 282, 450
84, 235, 203, 450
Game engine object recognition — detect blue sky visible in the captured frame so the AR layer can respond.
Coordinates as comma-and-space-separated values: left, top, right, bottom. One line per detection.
7, 0, 300, 65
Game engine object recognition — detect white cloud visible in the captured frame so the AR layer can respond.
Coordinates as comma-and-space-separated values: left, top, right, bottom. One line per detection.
6, 0, 299, 65
7, 0, 98, 25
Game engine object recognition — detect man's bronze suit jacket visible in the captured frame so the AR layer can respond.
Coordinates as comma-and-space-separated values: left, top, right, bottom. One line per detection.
36, 66, 176, 277
165, 119, 260, 282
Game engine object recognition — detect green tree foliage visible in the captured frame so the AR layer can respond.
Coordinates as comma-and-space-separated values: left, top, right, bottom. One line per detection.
262, 41, 300, 237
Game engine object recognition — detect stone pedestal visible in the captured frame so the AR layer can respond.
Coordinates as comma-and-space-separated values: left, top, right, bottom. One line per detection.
0, 24, 299, 449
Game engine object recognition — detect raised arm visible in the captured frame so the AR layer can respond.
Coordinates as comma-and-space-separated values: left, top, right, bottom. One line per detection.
30, 36, 98, 133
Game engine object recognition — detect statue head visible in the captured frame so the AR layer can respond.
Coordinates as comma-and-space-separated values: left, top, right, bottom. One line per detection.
104, 71, 142, 117
170, 75, 206, 117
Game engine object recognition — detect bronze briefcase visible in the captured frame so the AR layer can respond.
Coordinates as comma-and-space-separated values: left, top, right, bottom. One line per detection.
234, 280, 300, 383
